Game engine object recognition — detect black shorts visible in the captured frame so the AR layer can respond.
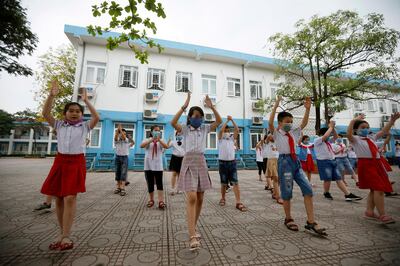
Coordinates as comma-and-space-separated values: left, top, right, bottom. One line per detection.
169, 154, 183, 173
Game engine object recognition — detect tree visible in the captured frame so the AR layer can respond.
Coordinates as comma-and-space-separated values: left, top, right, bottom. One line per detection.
0, 110, 14, 136
268, 10, 400, 131
0, 0, 38, 76
34, 45, 77, 120
87, 0, 166, 64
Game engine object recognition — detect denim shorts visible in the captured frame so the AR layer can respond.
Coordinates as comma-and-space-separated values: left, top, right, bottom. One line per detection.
348, 158, 357, 169
316, 159, 342, 181
219, 160, 238, 185
115, 155, 128, 181
278, 154, 313, 200
336, 157, 355, 175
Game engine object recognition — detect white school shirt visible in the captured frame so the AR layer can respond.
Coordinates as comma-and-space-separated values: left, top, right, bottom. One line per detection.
273, 127, 302, 155
114, 137, 131, 156
143, 139, 164, 171
218, 135, 236, 161
55, 120, 91, 154
181, 124, 211, 153
350, 134, 380, 159
262, 143, 269, 158
266, 143, 279, 159
169, 140, 185, 157
333, 143, 348, 158
313, 137, 335, 160
347, 148, 357, 159
256, 147, 264, 162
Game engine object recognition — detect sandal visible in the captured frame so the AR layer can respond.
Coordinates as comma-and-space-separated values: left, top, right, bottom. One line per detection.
305, 221, 327, 236
59, 237, 74, 251
189, 236, 200, 250
159, 201, 166, 210
49, 241, 61, 250
264, 185, 272, 191
219, 198, 226, 206
120, 189, 126, 196
236, 203, 247, 212
114, 188, 121, 194
364, 211, 379, 220
284, 218, 299, 231
378, 215, 395, 224
147, 200, 154, 208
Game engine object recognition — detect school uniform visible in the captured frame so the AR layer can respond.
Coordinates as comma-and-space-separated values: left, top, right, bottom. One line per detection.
333, 143, 356, 175
169, 140, 185, 173
256, 147, 264, 176
177, 124, 212, 192
265, 143, 279, 177
114, 137, 130, 182
262, 143, 269, 174
298, 143, 315, 172
143, 139, 164, 193
347, 148, 357, 169
350, 134, 392, 192
41, 120, 90, 197
273, 127, 313, 200
314, 137, 342, 181
376, 141, 392, 172
218, 134, 238, 185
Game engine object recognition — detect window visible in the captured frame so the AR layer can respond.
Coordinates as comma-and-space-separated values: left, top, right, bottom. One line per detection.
147, 68, 165, 90
113, 123, 135, 149
227, 78, 241, 97
378, 101, 387, 113
270, 83, 278, 99
391, 103, 398, 113
89, 122, 102, 148
235, 129, 243, 150
176, 71, 192, 92
202, 75, 216, 96
250, 129, 263, 150
354, 102, 363, 111
86, 61, 106, 84
367, 100, 376, 112
144, 124, 164, 139
250, 81, 262, 100
207, 130, 218, 149
119, 65, 138, 88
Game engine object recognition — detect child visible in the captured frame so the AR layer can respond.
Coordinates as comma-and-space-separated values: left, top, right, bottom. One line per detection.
171, 93, 222, 250
265, 134, 283, 204
333, 134, 359, 186
298, 135, 316, 185
314, 122, 362, 201
41, 81, 99, 250
256, 135, 273, 190
347, 144, 358, 171
269, 95, 326, 235
114, 124, 135, 196
167, 131, 185, 195
140, 125, 169, 209
255, 142, 264, 181
218, 116, 247, 211
347, 113, 399, 224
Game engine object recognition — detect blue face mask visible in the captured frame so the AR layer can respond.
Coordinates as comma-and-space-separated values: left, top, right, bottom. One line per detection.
303, 140, 309, 145
337, 138, 343, 144
282, 123, 292, 132
358, 128, 369, 137
190, 117, 203, 128
176, 136, 183, 142
152, 131, 160, 138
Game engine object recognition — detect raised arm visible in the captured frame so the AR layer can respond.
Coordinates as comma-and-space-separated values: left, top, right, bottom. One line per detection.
322, 121, 335, 142
80, 88, 100, 129
171, 92, 191, 132
204, 95, 222, 131
218, 120, 228, 140
376, 112, 400, 139
140, 137, 153, 148
300, 97, 311, 130
269, 95, 281, 133
331, 125, 338, 141
230, 116, 239, 140
42, 80, 58, 128
347, 114, 365, 143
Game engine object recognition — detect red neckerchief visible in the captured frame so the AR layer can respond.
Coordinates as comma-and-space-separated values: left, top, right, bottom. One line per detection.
286, 132, 297, 160
152, 140, 158, 159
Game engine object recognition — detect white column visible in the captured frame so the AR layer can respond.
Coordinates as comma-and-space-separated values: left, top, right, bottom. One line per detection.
28, 128, 34, 155
7, 130, 14, 155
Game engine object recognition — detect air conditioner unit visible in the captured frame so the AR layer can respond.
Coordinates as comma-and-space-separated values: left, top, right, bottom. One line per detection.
252, 102, 262, 111
382, 115, 390, 122
203, 97, 217, 107
143, 109, 158, 120
252, 117, 263, 125
204, 113, 215, 122
145, 92, 159, 103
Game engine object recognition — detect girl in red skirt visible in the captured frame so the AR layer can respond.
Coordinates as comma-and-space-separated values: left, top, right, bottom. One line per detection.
41, 81, 100, 250
347, 113, 399, 224
298, 135, 315, 184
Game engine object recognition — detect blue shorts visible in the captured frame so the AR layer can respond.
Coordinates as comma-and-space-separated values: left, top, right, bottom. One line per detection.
348, 158, 357, 169
115, 155, 128, 181
278, 155, 313, 200
219, 160, 238, 185
316, 159, 342, 181
336, 157, 355, 175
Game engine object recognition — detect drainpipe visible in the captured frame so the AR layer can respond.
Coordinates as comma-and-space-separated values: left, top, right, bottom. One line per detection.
77, 42, 86, 100
242, 64, 246, 156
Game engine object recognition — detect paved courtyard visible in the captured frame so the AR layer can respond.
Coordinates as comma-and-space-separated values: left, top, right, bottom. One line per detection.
0, 158, 399, 266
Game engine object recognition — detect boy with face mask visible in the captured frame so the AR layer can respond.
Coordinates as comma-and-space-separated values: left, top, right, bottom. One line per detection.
332, 134, 359, 186
217, 116, 247, 211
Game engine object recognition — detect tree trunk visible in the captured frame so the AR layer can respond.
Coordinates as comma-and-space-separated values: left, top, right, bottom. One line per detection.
323, 73, 330, 124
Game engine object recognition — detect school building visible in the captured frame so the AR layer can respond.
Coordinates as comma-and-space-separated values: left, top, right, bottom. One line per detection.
1, 24, 399, 169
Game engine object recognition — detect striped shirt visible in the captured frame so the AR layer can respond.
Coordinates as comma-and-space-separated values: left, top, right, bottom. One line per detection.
181, 124, 211, 153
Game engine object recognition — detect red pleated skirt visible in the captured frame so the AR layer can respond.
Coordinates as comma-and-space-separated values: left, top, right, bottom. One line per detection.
357, 158, 392, 192
301, 154, 315, 172
380, 156, 392, 172
41, 153, 86, 197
